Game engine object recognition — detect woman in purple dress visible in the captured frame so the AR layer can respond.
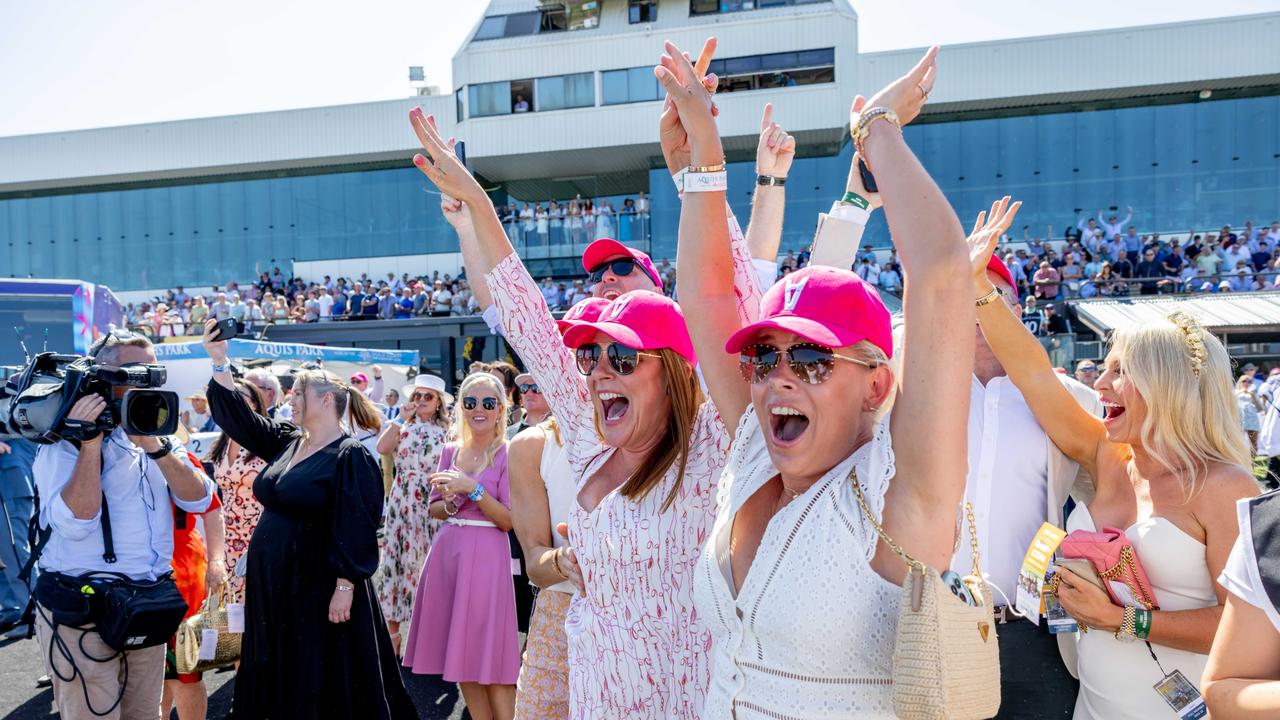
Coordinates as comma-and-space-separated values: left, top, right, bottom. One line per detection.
403, 372, 520, 720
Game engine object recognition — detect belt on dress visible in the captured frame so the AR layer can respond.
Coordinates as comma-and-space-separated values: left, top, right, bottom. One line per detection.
446, 518, 497, 528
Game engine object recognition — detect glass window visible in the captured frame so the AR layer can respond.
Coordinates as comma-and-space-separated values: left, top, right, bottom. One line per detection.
690, 0, 823, 16
537, 73, 595, 111
712, 48, 836, 94
601, 67, 660, 105
455, 87, 464, 123
469, 81, 513, 118
629, 0, 657, 23
504, 11, 539, 37
474, 16, 505, 40
567, 1, 601, 30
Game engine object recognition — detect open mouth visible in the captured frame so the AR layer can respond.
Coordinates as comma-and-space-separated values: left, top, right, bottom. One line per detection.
769, 405, 810, 446
470, 414, 488, 423
599, 392, 630, 424
601, 288, 622, 300
1103, 401, 1126, 421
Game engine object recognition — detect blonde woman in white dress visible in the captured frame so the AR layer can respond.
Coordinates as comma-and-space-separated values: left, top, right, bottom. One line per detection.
669, 44, 981, 718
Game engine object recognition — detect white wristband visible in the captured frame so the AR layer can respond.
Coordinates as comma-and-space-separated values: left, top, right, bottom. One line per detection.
683, 171, 728, 193
671, 168, 687, 191
829, 201, 871, 226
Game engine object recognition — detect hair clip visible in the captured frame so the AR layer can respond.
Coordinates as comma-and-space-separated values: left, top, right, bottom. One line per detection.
1167, 311, 1205, 378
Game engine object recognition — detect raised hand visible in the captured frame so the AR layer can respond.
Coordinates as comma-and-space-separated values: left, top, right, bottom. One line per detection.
843, 95, 881, 209
756, 103, 796, 179
967, 196, 1022, 287
409, 109, 485, 204
863, 45, 937, 127
440, 193, 473, 231
657, 37, 719, 175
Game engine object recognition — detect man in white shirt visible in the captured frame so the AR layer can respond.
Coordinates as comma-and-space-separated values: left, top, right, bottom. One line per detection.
855, 256, 880, 286
1097, 206, 1133, 242
877, 265, 902, 292
317, 288, 334, 321
952, 256, 1103, 719
32, 331, 215, 720
635, 191, 650, 217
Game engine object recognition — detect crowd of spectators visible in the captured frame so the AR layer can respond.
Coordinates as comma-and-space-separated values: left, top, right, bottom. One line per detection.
124, 267, 482, 337
498, 193, 650, 246
123, 210, 1279, 339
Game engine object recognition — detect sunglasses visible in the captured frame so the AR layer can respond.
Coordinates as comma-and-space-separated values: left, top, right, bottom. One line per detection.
462, 396, 499, 411
588, 259, 640, 284
738, 342, 878, 385
575, 343, 661, 376
412, 392, 437, 402
517, 382, 540, 395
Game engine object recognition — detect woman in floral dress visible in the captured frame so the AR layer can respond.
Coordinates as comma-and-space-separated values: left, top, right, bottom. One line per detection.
376, 374, 452, 655
206, 378, 269, 602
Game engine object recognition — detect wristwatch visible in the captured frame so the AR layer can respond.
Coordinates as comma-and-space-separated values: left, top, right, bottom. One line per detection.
1114, 606, 1138, 643
756, 174, 786, 187
145, 437, 174, 460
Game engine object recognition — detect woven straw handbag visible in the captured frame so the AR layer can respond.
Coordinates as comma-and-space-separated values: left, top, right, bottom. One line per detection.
175, 587, 242, 674
851, 469, 1002, 720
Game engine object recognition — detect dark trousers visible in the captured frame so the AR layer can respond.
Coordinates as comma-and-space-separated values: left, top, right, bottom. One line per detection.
1267, 455, 1280, 489
993, 619, 1077, 719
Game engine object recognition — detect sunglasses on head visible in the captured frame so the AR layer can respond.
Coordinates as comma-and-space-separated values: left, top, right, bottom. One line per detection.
738, 342, 878, 385
575, 343, 661, 376
588, 258, 641, 284
462, 396, 499, 411
517, 382, 540, 395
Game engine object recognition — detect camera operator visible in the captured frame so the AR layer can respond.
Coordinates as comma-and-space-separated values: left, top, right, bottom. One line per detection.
32, 331, 215, 720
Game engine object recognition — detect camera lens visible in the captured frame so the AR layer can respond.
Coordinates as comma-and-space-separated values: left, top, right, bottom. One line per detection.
121, 390, 179, 436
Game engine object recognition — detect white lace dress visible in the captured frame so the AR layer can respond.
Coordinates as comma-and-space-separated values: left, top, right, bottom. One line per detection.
694, 411, 900, 719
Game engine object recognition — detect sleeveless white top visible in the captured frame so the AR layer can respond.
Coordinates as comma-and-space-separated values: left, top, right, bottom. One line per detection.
1068, 505, 1217, 720
538, 425, 576, 595
694, 410, 900, 719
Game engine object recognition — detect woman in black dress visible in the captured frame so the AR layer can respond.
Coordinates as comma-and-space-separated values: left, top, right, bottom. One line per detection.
201, 320, 415, 719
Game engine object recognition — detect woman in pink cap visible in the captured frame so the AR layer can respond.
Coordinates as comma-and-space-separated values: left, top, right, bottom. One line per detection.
661, 41, 989, 717
405, 79, 764, 720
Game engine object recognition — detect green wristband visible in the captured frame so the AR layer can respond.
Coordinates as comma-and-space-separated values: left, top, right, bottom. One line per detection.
1135, 608, 1152, 640
841, 191, 870, 210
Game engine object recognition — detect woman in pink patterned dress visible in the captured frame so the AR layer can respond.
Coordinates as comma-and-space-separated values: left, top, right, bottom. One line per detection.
206, 378, 269, 602
405, 87, 764, 715
375, 373, 452, 655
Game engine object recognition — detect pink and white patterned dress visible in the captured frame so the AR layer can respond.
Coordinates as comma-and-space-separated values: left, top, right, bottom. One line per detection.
486, 216, 762, 719
378, 420, 449, 624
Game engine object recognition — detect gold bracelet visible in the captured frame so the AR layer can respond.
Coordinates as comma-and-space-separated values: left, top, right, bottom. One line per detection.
687, 162, 726, 173
852, 107, 902, 172
975, 287, 1002, 307
551, 547, 569, 580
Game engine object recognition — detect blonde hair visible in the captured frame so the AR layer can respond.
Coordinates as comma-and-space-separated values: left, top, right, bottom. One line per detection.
292, 369, 382, 434
452, 372, 509, 468
1108, 312, 1252, 498
591, 349, 704, 512
540, 415, 563, 447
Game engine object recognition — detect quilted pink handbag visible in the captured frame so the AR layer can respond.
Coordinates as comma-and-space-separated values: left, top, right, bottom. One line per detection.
1058, 528, 1160, 610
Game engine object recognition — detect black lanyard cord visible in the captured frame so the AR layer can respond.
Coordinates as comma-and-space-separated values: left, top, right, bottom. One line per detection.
36, 604, 127, 717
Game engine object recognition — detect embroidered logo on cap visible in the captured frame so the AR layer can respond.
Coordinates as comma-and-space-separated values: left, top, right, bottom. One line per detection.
782, 277, 809, 312
606, 295, 635, 320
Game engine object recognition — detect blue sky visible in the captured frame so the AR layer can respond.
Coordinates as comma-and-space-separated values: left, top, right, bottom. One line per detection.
0, 0, 1272, 137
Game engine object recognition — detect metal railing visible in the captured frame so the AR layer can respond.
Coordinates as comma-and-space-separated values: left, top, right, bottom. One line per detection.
499, 212, 652, 261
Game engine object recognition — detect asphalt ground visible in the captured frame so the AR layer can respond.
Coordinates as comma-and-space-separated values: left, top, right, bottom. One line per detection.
0, 627, 469, 719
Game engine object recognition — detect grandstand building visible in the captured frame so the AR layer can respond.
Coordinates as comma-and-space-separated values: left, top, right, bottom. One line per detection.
2, 1, 1278, 302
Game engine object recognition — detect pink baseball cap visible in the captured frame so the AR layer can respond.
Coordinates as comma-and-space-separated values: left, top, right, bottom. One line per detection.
724, 265, 893, 358
582, 239, 663, 290
987, 255, 1015, 290
349, 372, 369, 384
557, 297, 610, 334
562, 290, 696, 365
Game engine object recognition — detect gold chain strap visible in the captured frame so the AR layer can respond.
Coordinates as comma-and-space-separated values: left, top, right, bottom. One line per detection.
966, 501, 982, 580
1097, 545, 1157, 610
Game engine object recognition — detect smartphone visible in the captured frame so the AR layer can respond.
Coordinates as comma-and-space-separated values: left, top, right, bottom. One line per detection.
211, 317, 239, 342
857, 157, 878, 194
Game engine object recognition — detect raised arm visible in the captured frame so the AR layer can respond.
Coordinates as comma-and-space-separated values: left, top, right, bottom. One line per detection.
969, 200, 1108, 474
862, 47, 977, 576
661, 42, 754, 432
743, 102, 795, 264
409, 111, 596, 457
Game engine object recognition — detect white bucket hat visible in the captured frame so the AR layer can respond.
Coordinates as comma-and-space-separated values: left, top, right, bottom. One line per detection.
401, 374, 453, 406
